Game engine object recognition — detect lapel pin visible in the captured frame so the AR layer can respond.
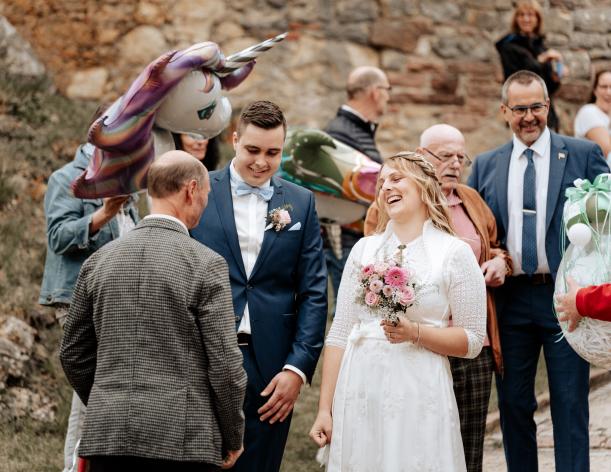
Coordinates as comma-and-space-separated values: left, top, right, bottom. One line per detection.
558, 152, 566, 160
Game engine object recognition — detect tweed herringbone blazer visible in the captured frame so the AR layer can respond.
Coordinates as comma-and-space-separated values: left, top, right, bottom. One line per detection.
60, 217, 247, 464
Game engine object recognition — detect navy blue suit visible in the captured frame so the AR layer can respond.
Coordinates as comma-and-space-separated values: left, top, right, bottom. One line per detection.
191, 165, 327, 472
468, 132, 609, 472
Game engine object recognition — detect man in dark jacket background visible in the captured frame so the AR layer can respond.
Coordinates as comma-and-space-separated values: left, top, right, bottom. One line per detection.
325, 66, 390, 164
323, 66, 390, 303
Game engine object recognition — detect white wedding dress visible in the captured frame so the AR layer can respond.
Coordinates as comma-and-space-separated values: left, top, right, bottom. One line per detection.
325, 221, 487, 472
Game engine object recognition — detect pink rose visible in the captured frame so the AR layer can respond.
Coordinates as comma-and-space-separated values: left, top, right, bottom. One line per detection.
365, 291, 380, 306
278, 209, 291, 225
362, 264, 375, 278
382, 285, 393, 297
399, 286, 415, 306
369, 280, 383, 293
385, 267, 408, 288
374, 262, 390, 274
370, 274, 380, 282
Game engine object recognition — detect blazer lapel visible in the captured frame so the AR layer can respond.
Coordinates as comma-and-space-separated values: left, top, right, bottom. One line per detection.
212, 166, 247, 278
546, 132, 568, 233
250, 176, 285, 280
495, 142, 513, 235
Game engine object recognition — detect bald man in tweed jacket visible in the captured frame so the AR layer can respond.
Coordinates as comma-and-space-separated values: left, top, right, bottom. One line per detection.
60, 152, 247, 471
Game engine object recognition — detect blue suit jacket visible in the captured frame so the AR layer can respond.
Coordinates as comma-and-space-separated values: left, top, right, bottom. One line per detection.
468, 132, 609, 280
191, 165, 328, 384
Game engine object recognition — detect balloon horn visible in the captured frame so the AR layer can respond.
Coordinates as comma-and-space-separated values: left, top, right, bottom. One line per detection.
216, 32, 288, 76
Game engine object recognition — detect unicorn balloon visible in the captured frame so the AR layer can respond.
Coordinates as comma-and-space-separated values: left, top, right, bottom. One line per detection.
72, 33, 287, 198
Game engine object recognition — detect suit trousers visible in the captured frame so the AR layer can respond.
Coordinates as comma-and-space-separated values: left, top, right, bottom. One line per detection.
87, 455, 219, 471
233, 343, 292, 472
496, 277, 590, 472
449, 347, 494, 472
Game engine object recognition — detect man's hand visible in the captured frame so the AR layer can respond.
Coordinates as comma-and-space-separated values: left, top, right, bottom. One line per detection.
556, 277, 583, 332
221, 446, 243, 469
258, 370, 302, 424
481, 255, 507, 287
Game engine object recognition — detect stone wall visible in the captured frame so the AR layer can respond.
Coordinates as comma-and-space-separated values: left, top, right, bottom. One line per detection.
3, 0, 611, 156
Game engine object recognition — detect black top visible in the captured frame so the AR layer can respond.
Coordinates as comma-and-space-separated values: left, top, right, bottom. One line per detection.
325, 107, 383, 164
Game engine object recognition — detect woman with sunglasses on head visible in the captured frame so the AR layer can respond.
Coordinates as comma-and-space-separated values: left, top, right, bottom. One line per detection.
574, 69, 611, 164
496, 0, 565, 131
309, 153, 487, 471
172, 133, 221, 170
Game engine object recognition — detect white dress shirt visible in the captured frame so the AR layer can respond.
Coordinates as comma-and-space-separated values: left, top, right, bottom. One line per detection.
229, 161, 306, 384
143, 214, 189, 233
506, 127, 551, 275
116, 206, 136, 237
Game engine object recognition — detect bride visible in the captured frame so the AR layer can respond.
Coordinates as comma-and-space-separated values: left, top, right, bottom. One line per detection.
309, 152, 487, 471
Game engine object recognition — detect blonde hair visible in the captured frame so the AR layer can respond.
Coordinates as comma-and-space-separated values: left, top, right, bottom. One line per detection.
511, 0, 543, 36
374, 152, 455, 236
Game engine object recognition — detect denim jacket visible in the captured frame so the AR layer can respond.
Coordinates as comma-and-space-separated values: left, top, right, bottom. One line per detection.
39, 144, 139, 305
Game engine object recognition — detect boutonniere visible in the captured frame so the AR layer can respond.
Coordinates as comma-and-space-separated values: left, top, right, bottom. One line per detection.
265, 204, 293, 232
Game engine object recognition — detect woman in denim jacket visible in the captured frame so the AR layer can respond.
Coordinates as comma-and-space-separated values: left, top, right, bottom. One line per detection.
39, 142, 139, 472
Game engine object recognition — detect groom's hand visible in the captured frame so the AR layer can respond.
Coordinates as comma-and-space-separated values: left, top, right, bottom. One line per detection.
258, 370, 302, 424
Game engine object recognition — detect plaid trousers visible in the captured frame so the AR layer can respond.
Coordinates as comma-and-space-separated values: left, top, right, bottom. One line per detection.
449, 347, 494, 472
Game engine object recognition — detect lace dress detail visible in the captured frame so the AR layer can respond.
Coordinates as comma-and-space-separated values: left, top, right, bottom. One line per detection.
324, 221, 486, 472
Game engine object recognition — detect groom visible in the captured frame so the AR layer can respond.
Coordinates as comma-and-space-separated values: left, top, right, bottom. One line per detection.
191, 100, 327, 471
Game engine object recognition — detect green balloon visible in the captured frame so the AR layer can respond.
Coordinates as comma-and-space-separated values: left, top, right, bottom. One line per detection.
585, 193, 611, 233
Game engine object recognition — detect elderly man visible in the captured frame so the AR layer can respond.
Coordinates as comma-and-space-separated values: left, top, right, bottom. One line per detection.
324, 66, 391, 305
61, 151, 247, 471
364, 124, 511, 472
468, 70, 609, 472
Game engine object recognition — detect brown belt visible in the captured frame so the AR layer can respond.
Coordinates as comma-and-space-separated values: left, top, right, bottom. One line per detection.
237, 333, 251, 346
512, 273, 553, 285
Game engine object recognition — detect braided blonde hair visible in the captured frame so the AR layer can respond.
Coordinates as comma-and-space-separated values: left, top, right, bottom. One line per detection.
375, 151, 455, 236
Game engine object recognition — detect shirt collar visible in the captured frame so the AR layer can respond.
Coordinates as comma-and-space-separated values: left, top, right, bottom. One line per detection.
512, 126, 550, 159
341, 104, 368, 122
229, 159, 271, 191
445, 190, 462, 207
143, 214, 189, 233
341, 104, 376, 131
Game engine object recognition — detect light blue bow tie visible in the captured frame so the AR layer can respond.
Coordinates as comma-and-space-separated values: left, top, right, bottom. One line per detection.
235, 181, 274, 201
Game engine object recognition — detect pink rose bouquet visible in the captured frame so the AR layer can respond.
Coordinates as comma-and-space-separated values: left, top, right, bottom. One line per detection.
357, 251, 419, 324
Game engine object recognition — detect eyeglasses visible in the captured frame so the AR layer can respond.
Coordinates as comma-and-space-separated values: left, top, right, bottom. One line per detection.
506, 103, 548, 117
423, 147, 472, 167
185, 133, 208, 142
377, 85, 392, 92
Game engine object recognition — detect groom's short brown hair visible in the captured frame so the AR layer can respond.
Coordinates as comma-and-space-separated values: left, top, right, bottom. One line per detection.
236, 100, 287, 137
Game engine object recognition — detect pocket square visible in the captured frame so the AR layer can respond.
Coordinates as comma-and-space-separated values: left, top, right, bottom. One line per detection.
288, 222, 301, 231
